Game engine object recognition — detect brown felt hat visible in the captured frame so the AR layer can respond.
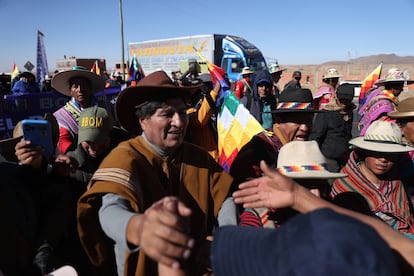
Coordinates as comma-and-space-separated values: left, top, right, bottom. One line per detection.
115, 70, 202, 135
388, 97, 414, 119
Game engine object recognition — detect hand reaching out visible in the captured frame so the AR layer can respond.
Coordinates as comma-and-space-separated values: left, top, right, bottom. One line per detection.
52, 154, 78, 176
233, 160, 298, 209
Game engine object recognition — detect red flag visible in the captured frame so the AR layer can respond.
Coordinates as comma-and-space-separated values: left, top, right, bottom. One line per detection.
206, 61, 230, 106
193, 45, 230, 105
358, 63, 382, 107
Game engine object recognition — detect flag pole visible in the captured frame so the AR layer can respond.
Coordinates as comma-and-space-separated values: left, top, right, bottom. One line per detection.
118, 0, 126, 81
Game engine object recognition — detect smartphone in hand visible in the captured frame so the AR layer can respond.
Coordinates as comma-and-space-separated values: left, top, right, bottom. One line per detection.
21, 119, 54, 157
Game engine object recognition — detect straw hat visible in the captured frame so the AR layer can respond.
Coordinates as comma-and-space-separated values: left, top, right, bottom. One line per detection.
322, 68, 341, 79
388, 97, 414, 118
350, 120, 414, 152
276, 141, 348, 179
375, 68, 414, 85
269, 63, 286, 75
51, 66, 105, 96
115, 70, 202, 135
241, 67, 254, 76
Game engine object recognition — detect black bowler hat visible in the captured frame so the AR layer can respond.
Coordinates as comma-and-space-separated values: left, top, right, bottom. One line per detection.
336, 83, 355, 101
268, 87, 318, 113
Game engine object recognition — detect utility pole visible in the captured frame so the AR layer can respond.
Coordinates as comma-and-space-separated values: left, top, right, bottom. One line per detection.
119, 0, 126, 80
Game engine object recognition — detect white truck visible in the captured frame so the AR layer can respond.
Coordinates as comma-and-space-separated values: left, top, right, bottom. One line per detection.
128, 34, 267, 82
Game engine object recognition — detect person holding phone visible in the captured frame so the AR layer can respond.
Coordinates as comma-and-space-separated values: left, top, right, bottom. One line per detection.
52, 66, 105, 154
13, 114, 90, 275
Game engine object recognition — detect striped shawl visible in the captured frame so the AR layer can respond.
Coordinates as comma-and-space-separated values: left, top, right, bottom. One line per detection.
331, 151, 414, 234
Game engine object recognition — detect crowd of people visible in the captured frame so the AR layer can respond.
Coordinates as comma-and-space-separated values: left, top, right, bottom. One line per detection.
1, 61, 414, 276
6, 69, 125, 96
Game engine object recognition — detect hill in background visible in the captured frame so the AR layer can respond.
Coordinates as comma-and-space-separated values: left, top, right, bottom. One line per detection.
322, 53, 414, 65
281, 54, 414, 91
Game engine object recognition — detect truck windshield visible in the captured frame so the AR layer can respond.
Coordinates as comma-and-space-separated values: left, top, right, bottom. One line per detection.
246, 57, 267, 72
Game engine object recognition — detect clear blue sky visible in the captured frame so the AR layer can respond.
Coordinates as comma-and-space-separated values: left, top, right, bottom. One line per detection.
1, 0, 414, 73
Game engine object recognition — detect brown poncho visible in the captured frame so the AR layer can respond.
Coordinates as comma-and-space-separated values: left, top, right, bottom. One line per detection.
77, 136, 233, 275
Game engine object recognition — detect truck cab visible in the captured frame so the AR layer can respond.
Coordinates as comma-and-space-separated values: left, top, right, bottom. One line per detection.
220, 35, 267, 82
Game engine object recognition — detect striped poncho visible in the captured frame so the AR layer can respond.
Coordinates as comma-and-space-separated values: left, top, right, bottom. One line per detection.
331, 150, 414, 235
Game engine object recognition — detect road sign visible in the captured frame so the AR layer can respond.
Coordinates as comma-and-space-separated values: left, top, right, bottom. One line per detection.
24, 61, 34, 71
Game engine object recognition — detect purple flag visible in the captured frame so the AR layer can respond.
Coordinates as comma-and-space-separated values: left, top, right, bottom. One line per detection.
36, 30, 49, 84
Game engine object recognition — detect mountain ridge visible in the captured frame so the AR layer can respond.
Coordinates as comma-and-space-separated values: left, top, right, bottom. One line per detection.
322, 54, 414, 65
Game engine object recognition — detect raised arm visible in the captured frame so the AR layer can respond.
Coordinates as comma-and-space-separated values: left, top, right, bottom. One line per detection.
233, 161, 414, 268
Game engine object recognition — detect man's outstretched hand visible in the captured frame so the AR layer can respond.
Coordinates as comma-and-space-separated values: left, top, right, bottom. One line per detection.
233, 160, 298, 209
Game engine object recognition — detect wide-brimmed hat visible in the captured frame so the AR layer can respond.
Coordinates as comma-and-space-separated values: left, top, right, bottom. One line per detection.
322, 68, 341, 79
51, 66, 105, 96
350, 120, 413, 152
388, 97, 414, 118
277, 141, 347, 179
269, 63, 286, 75
375, 68, 414, 85
115, 70, 202, 135
270, 87, 319, 113
240, 67, 254, 76
398, 90, 414, 102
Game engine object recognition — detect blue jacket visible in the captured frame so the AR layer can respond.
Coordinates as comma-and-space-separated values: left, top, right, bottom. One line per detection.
240, 70, 276, 127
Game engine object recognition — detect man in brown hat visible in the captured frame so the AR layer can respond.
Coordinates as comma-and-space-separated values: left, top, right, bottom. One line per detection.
388, 97, 414, 147
230, 87, 318, 188
77, 70, 233, 276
